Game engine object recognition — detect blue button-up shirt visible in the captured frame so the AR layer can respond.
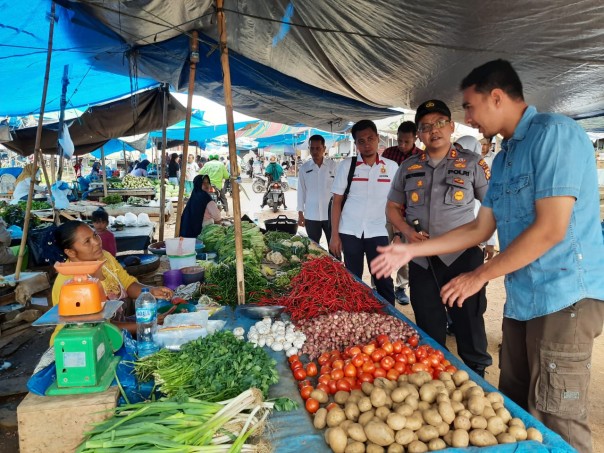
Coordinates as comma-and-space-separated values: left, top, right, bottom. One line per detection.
482, 106, 604, 321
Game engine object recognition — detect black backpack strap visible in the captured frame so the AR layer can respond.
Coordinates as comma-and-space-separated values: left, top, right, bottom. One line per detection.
344, 156, 357, 197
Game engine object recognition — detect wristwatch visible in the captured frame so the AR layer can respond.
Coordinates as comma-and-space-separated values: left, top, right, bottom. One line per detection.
393, 232, 403, 240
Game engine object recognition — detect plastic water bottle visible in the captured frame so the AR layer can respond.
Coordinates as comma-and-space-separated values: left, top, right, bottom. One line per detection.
135, 288, 159, 357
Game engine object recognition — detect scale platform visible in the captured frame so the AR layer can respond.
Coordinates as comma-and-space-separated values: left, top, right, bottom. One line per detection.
33, 300, 123, 326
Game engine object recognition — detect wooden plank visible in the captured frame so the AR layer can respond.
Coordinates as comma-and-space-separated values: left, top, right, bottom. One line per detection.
0, 376, 29, 398
0, 324, 32, 349
1, 328, 37, 357
18, 388, 119, 453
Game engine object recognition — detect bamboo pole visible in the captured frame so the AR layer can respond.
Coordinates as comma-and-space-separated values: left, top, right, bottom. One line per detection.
36, 150, 57, 223
174, 31, 199, 238
122, 143, 127, 176
101, 146, 108, 198
56, 65, 69, 181
158, 83, 168, 242
217, 0, 245, 304
15, 2, 56, 279
49, 155, 56, 184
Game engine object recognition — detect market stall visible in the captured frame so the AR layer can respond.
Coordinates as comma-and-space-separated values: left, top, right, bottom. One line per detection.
19, 223, 574, 453
65, 200, 174, 221
113, 224, 155, 253
85, 187, 156, 201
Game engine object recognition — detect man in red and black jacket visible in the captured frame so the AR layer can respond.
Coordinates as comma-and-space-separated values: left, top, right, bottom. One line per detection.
382, 121, 421, 165
381, 121, 421, 305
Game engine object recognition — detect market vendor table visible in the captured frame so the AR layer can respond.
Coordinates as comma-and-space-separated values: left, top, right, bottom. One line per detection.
86, 187, 156, 200
64, 200, 173, 221
209, 302, 574, 453
113, 224, 155, 253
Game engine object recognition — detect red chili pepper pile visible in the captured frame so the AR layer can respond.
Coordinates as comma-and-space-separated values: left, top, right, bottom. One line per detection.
260, 256, 383, 321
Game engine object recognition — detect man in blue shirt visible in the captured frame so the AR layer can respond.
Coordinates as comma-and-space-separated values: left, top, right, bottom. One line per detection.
371, 59, 604, 453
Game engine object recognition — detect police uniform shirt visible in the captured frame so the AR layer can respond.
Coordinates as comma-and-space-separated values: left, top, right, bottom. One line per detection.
296, 157, 337, 221
388, 146, 490, 268
333, 156, 398, 239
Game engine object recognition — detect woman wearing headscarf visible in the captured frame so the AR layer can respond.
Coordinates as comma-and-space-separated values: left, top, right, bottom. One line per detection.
180, 175, 213, 238
130, 159, 150, 177
90, 161, 101, 180
168, 153, 180, 185
11, 163, 46, 204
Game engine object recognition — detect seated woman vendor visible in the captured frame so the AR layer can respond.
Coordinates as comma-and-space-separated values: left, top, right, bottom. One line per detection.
51, 220, 173, 343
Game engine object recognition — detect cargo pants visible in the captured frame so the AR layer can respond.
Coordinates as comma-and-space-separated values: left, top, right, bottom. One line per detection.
499, 298, 604, 453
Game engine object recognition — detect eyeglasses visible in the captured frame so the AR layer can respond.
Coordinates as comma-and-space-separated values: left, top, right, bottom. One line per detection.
418, 119, 451, 133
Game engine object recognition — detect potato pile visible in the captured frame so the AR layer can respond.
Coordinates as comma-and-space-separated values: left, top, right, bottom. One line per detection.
316, 370, 543, 453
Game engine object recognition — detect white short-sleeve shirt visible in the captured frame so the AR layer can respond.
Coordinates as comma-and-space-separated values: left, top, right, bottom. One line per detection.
296, 158, 337, 221
332, 156, 398, 239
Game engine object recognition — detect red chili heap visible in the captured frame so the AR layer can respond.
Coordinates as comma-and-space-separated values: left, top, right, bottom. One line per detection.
262, 256, 384, 321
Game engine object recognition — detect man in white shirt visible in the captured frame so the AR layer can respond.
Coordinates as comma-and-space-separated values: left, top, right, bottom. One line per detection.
297, 135, 337, 245
329, 120, 398, 304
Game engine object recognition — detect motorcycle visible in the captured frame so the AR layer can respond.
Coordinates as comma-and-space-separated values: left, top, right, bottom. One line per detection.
266, 181, 285, 213
208, 184, 224, 211
252, 174, 289, 193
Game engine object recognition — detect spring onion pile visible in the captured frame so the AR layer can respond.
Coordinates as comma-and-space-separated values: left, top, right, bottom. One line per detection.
76, 388, 272, 452
134, 331, 279, 402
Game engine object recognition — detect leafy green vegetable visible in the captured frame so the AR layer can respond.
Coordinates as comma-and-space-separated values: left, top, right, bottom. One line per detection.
134, 331, 279, 402
270, 397, 299, 412
101, 194, 123, 205
0, 202, 41, 228
198, 224, 226, 253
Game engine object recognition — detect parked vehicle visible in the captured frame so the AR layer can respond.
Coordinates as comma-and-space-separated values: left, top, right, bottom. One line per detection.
252, 174, 289, 193
266, 181, 285, 213
208, 184, 224, 211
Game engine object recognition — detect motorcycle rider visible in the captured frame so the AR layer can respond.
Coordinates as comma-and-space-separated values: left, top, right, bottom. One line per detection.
199, 154, 229, 215
261, 155, 287, 209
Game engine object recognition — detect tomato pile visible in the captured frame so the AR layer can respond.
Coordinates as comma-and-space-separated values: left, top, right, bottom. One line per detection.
289, 334, 457, 413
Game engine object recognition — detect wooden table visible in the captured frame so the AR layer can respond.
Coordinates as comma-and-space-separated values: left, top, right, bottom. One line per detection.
86, 188, 156, 200
65, 201, 173, 221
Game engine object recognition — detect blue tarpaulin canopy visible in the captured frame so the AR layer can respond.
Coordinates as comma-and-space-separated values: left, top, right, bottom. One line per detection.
89, 139, 142, 159
0, 1, 397, 132
149, 120, 258, 144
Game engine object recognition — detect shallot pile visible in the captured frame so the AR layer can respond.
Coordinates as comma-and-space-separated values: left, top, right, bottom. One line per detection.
296, 311, 418, 359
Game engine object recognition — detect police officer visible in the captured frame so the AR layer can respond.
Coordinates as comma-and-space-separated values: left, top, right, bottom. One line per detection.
386, 100, 492, 376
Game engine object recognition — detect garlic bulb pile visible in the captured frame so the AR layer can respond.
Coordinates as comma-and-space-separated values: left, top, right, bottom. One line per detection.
247, 317, 306, 356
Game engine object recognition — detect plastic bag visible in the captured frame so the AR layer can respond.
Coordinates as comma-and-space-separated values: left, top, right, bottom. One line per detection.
137, 213, 151, 226
155, 311, 210, 350
124, 212, 138, 226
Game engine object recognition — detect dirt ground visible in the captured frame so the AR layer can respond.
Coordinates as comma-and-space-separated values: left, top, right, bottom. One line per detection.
1, 178, 603, 452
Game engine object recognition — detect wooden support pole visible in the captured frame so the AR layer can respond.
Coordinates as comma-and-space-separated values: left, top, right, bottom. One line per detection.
36, 150, 58, 224
174, 31, 199, 238
15, 2, 56, 279
158, 83, 169, 242
217, 0, 245, 304
56, 65, 69, 181
101, 146, 108, 198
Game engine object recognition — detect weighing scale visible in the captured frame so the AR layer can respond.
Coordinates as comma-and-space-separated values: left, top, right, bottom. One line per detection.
33, 261, 124, 395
